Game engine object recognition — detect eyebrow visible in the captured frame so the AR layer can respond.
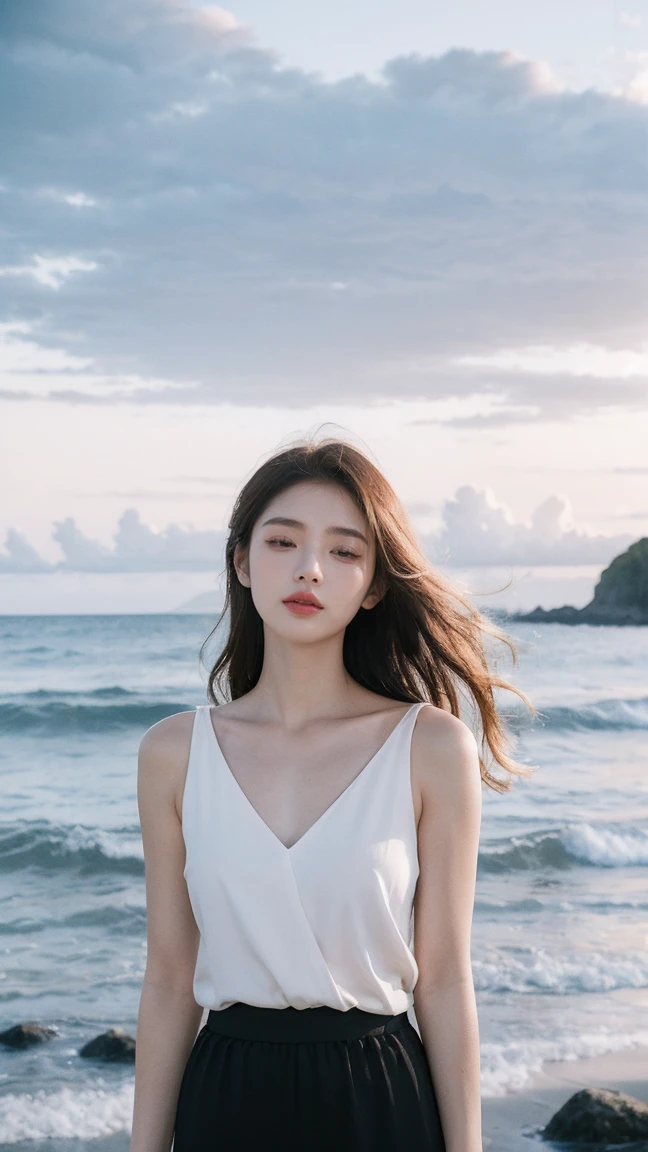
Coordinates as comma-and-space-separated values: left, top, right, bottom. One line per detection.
261, 516, 369, 545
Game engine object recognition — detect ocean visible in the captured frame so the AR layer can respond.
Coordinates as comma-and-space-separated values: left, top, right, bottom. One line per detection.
1, 613, 647, 1148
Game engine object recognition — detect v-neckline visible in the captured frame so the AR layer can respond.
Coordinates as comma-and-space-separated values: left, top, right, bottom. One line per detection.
205, 702, 420, 855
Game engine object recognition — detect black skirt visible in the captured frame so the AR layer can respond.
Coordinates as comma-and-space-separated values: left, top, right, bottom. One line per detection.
173, 1001, 446, 1152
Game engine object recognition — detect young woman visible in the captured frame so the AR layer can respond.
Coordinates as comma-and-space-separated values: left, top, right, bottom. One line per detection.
130, 437, 535, 1152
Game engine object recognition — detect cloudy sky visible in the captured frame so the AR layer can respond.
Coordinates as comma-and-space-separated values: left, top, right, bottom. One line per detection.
1, 0, 647, 614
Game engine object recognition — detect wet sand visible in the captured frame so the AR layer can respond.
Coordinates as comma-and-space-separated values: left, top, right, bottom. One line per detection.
482, 1043, 648, 1151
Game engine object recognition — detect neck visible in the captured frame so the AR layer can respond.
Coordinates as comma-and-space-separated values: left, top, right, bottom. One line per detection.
246, 626, 362, 729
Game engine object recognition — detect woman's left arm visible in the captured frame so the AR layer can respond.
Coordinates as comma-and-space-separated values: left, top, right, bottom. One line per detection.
411, 708, 484, 1152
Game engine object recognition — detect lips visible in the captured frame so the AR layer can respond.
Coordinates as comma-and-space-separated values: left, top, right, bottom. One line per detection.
282, 592, 323, 608
282, 592, 323, 613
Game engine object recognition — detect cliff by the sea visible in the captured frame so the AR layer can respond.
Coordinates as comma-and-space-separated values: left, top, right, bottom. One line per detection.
509, 536, 648, 626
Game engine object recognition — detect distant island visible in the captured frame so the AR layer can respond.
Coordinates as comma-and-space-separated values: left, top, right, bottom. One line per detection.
509, 537, 648, 626
170, 590, 224, 614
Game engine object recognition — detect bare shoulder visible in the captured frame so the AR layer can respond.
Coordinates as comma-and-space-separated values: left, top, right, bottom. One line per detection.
137, 709, 197, 817
139, 708, 196, 762
411, 704, 482, 809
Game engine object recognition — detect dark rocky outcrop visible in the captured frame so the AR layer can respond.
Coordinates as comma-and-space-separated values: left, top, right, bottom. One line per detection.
0, 1022, 58, 1048
542, 1086, 648, 1145
79, 1027, 136, 1062
511, 537, 648, 625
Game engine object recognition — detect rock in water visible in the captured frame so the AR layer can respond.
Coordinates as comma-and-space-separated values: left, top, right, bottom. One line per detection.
0, 1022, 58, 1048
79, 1027, 136, 1062
542, 1086, 648, 1144
588, 537, 648, 622
511, 536, 648, 625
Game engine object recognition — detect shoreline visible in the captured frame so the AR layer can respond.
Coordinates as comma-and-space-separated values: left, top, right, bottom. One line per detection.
1, 1043, 646, 1151
482, 1042, 648, 1150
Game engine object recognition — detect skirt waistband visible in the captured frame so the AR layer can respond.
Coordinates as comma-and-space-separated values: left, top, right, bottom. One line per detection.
206, 1002, 410, 1043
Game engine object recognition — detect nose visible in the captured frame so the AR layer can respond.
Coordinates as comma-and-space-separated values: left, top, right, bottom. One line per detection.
294, 542, 323, 584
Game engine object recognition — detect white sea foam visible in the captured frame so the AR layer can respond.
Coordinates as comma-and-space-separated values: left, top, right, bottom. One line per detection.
479, 821, 648, 872
562, 822, 648, 866
65, 822, 145, 861
474, 946, 648, 994
0, 1081, 133, 1142
481, 1028, 648, 1097
1, 1036, 646, 1131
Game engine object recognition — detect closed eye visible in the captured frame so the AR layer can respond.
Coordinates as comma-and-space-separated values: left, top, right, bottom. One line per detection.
267, 537, 359, 560
267, 536, 295, 548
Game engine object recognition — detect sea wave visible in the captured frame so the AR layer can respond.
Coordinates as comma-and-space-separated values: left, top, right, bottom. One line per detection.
517, 695, 648, 731
480, 1028, 648, 1097
0, 820, 144, 877
479, 821, 648, 872
0, 904, 147, 937
0, 692, 196, 733
0, 1080, 134, 1143
474, 946, 648, 995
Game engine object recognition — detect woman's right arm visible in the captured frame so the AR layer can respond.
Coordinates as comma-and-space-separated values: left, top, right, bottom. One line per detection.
130, 712, 205, 1152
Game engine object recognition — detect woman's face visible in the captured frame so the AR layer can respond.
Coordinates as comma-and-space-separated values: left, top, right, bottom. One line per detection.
235, 480, 381, 641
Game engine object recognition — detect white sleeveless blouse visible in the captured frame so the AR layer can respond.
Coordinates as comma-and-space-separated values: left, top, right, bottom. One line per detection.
181, 701, 428, 1016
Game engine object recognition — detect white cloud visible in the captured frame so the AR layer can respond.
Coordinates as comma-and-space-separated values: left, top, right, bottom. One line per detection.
0, 488, 636, 573
193, 5, 243, 35
451, 342, 648, 378
0, 529, 56, 573
41, 189, 98, 208
34, 509, 227, 573
0, 0, 646, 418
149, 100, 209, 122
624, 68, 648, 104
428, 486, 635, 566
0, 320, 201, 399
0, 321, 94, 373
64, 192, 96, 207
612, 51, 648, 104
0, 255, 97, 290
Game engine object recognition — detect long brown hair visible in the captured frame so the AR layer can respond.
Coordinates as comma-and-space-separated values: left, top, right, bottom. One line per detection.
200, 436, 537, 793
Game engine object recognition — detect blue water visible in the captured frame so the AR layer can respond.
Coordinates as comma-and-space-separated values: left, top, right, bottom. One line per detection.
1, 614, 647, 1146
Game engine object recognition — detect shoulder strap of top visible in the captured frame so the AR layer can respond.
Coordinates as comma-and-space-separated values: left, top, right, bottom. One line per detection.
195, 703, 212, 747
397, 701, 432, 767
404, 700, 430, 733
187, 704, 211, 775
379, 701, 430, 770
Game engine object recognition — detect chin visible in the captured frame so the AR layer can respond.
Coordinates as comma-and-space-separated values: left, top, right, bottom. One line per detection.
265, 613, 337, 641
